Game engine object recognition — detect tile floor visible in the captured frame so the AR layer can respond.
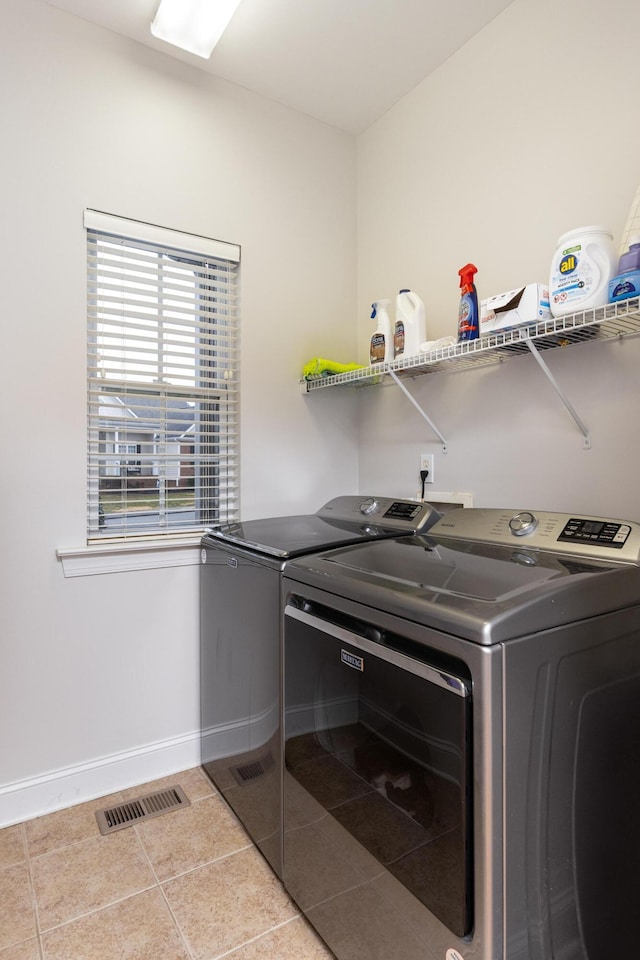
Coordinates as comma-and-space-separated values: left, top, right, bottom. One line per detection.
0, 766, 335, 960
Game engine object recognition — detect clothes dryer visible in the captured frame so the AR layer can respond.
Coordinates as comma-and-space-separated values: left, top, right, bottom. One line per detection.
282, 508, 640, 960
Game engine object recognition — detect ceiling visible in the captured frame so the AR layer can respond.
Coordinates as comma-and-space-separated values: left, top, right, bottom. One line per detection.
44, 0, 516, 134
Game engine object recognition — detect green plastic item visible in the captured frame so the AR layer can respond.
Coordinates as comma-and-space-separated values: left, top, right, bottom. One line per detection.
302, 357, 364, 380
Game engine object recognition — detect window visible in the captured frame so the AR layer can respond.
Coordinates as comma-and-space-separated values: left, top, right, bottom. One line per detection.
86, 210, 240, 541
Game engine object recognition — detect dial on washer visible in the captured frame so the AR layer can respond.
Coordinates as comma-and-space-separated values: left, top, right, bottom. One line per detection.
509, 511, 538, 536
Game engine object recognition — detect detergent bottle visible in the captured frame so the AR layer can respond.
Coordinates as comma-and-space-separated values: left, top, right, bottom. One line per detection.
457, 263, 479, 341
394, 289, 426, 359
609, 236, 640, 304
369, 299, 393, 364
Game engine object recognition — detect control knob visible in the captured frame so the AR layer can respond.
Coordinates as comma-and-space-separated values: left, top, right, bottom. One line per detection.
359, 497, 378, 516
509, 511, 538, 537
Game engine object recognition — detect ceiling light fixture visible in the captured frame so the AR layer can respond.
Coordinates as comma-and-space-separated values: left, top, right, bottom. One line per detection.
151, 0, 242, 59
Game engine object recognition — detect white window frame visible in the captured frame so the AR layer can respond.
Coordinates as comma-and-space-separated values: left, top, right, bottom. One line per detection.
84, 209, 240, 547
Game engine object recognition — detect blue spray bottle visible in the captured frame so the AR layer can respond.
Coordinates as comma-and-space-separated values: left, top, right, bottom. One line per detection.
457, 263, 479, 341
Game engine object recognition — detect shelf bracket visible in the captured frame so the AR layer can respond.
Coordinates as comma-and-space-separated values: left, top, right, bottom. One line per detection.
525, 339, 591, 449
388, 370, 448, 452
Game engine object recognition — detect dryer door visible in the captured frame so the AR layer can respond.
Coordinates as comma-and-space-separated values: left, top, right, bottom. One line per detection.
283, 601, 472, 959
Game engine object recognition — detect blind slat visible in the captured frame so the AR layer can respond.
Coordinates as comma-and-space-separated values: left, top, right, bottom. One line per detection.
88, 260, 238, 291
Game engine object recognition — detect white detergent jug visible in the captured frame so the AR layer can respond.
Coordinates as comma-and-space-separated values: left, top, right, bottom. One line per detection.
394, 289, 426, 359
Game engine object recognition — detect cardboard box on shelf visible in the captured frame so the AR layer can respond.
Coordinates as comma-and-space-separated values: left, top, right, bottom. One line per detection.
480, 283, 550, 335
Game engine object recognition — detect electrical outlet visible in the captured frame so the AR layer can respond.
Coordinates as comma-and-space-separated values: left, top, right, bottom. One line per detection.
419, 453, 435, 483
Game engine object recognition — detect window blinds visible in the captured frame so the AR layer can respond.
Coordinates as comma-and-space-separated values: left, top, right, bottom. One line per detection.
86, 210, 240, 541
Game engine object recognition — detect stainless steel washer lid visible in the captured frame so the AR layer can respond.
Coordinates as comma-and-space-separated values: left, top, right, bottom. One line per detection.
283, 509, 640, 644
203, 496, 441, 559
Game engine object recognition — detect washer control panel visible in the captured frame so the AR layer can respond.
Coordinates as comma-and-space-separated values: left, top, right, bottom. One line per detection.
558, 517, 631, 548
430, 508, 640, 562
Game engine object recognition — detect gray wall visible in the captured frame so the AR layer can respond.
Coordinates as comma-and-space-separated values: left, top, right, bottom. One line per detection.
0, 0, 358, 822
356, 0, 640, 519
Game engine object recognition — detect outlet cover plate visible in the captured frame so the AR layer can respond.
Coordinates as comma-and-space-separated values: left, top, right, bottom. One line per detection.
419, 453, 435, 483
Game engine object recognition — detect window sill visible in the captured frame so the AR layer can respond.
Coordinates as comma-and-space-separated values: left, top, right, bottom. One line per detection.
56, 536, 204, 577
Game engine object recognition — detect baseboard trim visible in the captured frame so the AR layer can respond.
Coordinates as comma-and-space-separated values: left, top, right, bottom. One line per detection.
0, 730, 201, 828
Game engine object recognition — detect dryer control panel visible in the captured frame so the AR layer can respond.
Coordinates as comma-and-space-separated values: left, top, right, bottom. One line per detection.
430, 509, 640, 563
318, 495, 440, 532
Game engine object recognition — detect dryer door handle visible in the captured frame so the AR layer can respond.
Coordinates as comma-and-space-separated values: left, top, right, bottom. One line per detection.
285, 604, 469, 697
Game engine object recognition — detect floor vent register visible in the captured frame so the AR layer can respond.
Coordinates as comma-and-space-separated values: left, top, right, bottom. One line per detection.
95, 786, 190, 835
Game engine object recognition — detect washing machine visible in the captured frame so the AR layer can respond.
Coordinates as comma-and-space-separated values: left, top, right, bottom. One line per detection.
200, 494, 444, 877
282, 508, 640, 960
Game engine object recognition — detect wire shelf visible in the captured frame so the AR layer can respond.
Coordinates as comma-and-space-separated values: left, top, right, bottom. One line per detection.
301, 298, 640, 392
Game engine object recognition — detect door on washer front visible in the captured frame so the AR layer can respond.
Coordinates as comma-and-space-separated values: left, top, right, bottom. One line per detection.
283, 600, 472, 960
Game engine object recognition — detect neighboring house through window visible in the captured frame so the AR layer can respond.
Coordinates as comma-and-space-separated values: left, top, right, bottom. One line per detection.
85, 210, 240, 540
